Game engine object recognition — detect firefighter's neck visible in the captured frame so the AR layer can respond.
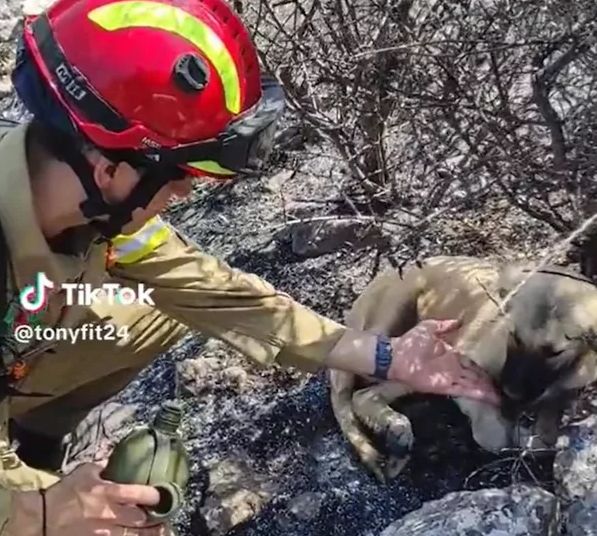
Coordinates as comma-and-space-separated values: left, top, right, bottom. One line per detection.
28, 143, 91, 240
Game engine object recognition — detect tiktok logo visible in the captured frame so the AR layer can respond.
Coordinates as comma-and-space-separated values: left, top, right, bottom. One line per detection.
19, 272, 54, 313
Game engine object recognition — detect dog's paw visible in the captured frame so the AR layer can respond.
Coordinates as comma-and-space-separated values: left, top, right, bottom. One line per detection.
351, 389, 414, 482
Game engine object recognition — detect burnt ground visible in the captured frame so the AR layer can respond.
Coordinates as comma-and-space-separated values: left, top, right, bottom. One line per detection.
0, 87, 590, 534
0, 0, 596, 531
103, 143, 577, 536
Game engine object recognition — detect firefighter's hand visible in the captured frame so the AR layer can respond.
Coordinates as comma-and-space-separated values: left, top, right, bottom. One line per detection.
328, 320, 500, 407
387, 319, 501, 406
8, 463, 168, 536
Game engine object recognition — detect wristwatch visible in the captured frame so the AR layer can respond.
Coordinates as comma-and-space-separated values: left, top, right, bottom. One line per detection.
373, 335, 393, 379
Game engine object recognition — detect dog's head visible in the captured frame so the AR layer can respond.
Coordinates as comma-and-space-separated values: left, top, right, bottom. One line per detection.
496, 267, 597, 417
500, 326, 587, 416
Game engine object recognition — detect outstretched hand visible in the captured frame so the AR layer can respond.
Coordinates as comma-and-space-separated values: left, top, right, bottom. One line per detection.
386, 319, 501, 406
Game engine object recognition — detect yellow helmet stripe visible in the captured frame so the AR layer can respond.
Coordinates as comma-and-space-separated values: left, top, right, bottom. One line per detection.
88, 0, 241, 114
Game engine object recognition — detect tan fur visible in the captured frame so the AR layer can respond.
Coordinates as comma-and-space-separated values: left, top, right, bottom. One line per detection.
329, 256, 597, 482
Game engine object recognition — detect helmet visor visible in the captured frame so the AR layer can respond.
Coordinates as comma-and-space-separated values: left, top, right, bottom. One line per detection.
178, 75, 286, 177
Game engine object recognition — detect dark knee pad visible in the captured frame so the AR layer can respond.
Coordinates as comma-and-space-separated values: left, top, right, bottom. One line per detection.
9, 419, 66, 471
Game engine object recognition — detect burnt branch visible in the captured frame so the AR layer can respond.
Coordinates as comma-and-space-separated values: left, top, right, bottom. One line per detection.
236, 0, 597, 264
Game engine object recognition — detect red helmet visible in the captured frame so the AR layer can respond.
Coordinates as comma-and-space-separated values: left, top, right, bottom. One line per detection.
18, 0, 285, 178
12, 0, 285, 238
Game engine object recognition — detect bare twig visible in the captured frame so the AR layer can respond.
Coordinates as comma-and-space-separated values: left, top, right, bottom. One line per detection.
246, 0, 597, 268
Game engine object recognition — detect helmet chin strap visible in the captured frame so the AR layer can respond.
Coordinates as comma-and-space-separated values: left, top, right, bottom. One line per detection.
83, 171, 170, 239
52, 137, 174, 239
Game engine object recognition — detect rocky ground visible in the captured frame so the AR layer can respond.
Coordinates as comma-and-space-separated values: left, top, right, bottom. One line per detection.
1, 1, 597, 534
54, 151, 596, 536
57, 178, 551, 535
54, 148, 595, 536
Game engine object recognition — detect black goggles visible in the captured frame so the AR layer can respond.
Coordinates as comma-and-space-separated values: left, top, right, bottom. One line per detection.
151, 76, 286, 176
18, 12, 286, 177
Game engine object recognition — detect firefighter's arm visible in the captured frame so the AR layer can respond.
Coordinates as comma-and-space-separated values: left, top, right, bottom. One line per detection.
2, 462, 162, 535
0, 395, 159, 533
0, 399, 60, 535
2, 491, 43, 536
0, 466, 17, 534
0, 401, 153, 535
107, 220, 352, 373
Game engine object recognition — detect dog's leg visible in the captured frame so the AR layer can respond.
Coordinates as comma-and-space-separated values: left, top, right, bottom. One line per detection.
454, 397, 513, 452
533, 393, 575, 447
351, 382, 414, 480
329, 270, 421, 481
329, 369, 389, 482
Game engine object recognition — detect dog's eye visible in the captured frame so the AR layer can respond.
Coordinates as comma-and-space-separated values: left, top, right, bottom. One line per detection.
541, 346, 562, 357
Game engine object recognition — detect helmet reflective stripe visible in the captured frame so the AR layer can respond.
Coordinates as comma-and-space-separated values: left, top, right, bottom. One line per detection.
188, 160, 235, 176
110, 216, 171, 264
88, 0, 242, 114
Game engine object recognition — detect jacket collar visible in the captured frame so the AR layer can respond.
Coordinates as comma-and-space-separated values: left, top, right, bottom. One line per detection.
0, 122, 93, 293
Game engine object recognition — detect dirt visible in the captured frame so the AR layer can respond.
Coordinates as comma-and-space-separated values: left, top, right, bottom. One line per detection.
0, 14, 592, 534
102, 139, 571, 536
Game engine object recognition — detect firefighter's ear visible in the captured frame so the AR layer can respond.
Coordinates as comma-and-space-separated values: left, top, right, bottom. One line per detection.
106, 164, 117, 177
91, 153, 118, 189
91, 155, 139, 204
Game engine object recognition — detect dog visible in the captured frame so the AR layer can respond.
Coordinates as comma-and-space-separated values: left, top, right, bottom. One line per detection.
329, 256, 597, 482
